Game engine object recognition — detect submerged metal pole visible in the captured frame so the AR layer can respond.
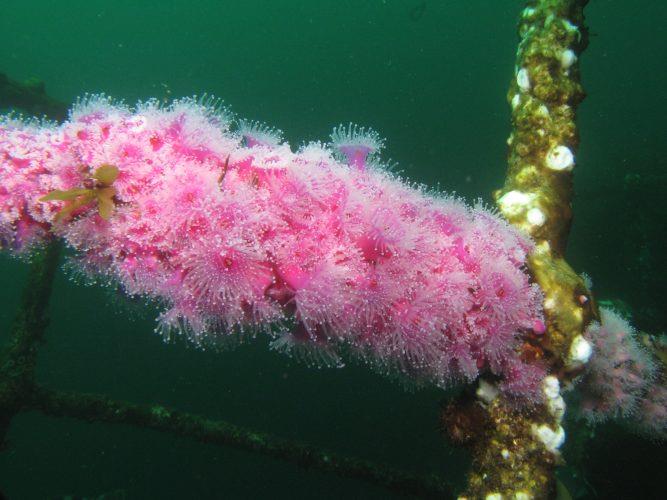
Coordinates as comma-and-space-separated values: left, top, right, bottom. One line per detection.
0, 241, 61, 446
458, 1, 595, 498
496, 0, 596, 368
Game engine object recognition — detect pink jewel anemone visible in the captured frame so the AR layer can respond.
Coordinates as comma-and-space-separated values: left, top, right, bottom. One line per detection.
0, 96, 545, 399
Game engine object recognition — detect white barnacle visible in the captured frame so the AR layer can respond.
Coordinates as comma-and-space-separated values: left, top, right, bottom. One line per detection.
567, 334, 593, 365
545, 145, 574, 171
532, 424, 565, 453
542, 375, 560, 400
516, 68, 531, 92
560, 49, 577, 69
526, 208, 546, 227
498, 190, 534, 217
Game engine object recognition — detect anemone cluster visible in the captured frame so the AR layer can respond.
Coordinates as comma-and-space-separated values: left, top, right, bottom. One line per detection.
579, 308, 666, 438
0, 96, 545, 397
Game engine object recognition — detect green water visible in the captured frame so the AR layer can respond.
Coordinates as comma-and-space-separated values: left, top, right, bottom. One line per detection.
1, 1, 665, 498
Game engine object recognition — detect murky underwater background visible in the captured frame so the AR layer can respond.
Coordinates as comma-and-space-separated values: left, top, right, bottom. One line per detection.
0, 1, 665, 498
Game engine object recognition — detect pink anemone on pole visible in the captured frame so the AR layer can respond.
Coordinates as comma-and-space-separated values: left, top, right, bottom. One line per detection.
329, 123, 384, 170
0, 95, 547, 402
578, 308, 666, 439
238, 119, 283, 148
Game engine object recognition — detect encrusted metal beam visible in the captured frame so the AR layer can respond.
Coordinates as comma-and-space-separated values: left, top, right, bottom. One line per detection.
460, 1, 597, 498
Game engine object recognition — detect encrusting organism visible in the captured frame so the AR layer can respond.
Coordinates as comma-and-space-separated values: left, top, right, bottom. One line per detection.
1, 96, 546, 401
577, 307, 667, 439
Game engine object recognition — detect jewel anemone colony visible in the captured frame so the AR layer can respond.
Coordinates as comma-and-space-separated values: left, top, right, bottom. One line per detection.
2, 96, 556, 401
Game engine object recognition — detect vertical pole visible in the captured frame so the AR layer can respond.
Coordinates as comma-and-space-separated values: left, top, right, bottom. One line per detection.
460, 2, 594, 498
0, 242, 61, 446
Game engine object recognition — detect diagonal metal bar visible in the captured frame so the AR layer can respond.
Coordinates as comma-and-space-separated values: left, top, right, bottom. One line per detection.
0, 72, 67, 121
26, 386, 453, 498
